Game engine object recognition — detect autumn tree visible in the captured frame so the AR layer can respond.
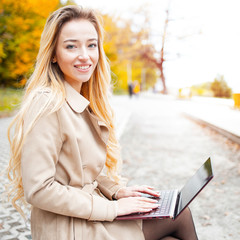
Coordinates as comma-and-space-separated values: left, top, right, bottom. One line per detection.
0, 1, 157, 92
0, 0, 59, 87
211, 75, 232, 98
139, 1, 172, 94
102, 11, 157, 93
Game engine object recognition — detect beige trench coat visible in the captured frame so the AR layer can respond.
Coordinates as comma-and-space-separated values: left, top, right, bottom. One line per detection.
21, 81, 144, 240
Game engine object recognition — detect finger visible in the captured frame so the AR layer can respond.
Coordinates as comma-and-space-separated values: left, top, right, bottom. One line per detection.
130, 207, 153, 214
131, 192, 142, 197
133, 186, 160, 197
137, 197, 159, 203
141, 203, 159, 209
143, 189, 160, 197
132, 186, 151, 191
138, 208, 153, 213
137, 202, 159, 210
133, 185, 157, 193
141, 187, 160, 196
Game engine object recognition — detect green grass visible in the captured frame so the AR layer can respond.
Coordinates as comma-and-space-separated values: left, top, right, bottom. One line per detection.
0, 88, 24, 117
113, 88, 128, 95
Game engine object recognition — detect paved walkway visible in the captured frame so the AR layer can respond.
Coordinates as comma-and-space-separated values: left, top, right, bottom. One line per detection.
0, 117, 31, 240
178, 96, 240, 144
117, 94, 240, 239
0, 93, 239, 239
112, 93, 240, 144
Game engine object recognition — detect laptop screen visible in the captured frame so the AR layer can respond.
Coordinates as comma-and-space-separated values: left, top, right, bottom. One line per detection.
175, 158, 213, 219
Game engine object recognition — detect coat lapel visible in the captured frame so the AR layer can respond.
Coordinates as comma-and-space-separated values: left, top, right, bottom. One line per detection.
86, 109, 109, 145
64, 81, 89, 113
64, 81, 109, 145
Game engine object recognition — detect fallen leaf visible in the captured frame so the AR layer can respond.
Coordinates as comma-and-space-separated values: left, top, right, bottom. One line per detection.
202, 222, 212, 226
215, 188, 224, 193
203, 215, 211, 220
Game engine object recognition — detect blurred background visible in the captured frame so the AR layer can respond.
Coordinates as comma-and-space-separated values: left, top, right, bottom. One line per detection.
0, 1, 240, 239
0, 0, 240, 115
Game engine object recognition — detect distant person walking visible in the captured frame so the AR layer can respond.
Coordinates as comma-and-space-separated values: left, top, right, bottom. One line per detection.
128, 82, 134, 98
133, 80, 140, 96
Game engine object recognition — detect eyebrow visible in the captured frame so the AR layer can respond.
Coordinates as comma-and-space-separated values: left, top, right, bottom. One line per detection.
63, 38, 98, 43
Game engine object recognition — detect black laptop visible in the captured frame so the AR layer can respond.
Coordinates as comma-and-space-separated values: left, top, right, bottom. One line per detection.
116, 157, 213, 220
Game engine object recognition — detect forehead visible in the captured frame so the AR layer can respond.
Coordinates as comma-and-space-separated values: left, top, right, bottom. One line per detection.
58, 19, 98, 41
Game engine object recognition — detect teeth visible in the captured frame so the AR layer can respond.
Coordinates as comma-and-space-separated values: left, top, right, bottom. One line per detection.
76, 65, 90, 70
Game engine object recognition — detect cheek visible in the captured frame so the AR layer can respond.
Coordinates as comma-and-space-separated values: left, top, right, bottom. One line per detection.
93, 52, 99, 66
56, 54, 75, 74
56, 57, 68, 72
56, 56, 74, 77
56, 46, 75, 62
57, 51, 74, 64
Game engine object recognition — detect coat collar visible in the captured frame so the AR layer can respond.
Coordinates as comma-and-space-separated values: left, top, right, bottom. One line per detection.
64, 81, 90, 113
64, 81, 109, 144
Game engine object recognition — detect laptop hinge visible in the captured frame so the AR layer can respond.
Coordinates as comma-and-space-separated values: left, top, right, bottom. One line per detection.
173, 192, 181, 220
169, 190, 179, 219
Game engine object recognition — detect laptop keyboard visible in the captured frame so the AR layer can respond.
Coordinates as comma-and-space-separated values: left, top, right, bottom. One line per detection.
152, 190, 175, 215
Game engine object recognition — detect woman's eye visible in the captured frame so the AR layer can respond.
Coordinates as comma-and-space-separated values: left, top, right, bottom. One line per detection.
66, 45, 76, 49
89, 43, 97, 48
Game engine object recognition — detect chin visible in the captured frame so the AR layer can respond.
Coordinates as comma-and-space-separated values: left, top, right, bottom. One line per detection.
80, 77, 91, 83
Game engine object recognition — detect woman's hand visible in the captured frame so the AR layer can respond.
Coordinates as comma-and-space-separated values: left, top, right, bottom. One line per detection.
115, 185, 160, 199
116, 197, 159, 216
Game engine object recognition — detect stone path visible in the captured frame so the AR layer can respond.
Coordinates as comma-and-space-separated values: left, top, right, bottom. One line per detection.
1, 94, 240, 239
119, 95, 240, 239
0, 117, 31, 240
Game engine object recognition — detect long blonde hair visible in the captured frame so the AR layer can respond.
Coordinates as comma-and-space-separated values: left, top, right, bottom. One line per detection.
7, 5, 121, 216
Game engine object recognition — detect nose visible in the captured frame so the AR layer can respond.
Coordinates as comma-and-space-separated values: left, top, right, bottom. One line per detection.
78, 47, 89, 61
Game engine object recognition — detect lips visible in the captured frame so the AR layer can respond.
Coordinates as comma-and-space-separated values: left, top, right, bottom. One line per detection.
74, 64, 91, 70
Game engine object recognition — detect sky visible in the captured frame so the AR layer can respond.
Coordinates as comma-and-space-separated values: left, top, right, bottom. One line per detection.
68, 0, 240, 92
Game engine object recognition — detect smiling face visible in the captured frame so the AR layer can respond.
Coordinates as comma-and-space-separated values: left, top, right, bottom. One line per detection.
55, 19, 99, 92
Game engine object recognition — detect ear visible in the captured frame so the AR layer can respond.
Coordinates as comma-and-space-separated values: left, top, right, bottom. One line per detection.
52, 56, 57, 63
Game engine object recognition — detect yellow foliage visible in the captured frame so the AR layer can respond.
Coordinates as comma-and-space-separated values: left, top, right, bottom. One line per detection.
1, 0, 58, 17
28, 0, 59, 18
0, 42, 6, 62
0, 0, 59, 86
0, 2, 157, 89
102, 14, 157, 92
233, 93, 240, 108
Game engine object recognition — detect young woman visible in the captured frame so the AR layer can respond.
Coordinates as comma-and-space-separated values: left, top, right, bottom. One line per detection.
7, 5, 198, 240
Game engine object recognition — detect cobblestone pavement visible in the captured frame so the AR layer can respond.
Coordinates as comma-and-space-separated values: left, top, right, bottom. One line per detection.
0, 117, 31, 240
0, 95, 240, 239
119, 95, 240, 240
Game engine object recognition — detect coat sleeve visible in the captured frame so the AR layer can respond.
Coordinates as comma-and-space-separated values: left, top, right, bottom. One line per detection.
96, 172, 126, 200
21, 92, 117, 221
